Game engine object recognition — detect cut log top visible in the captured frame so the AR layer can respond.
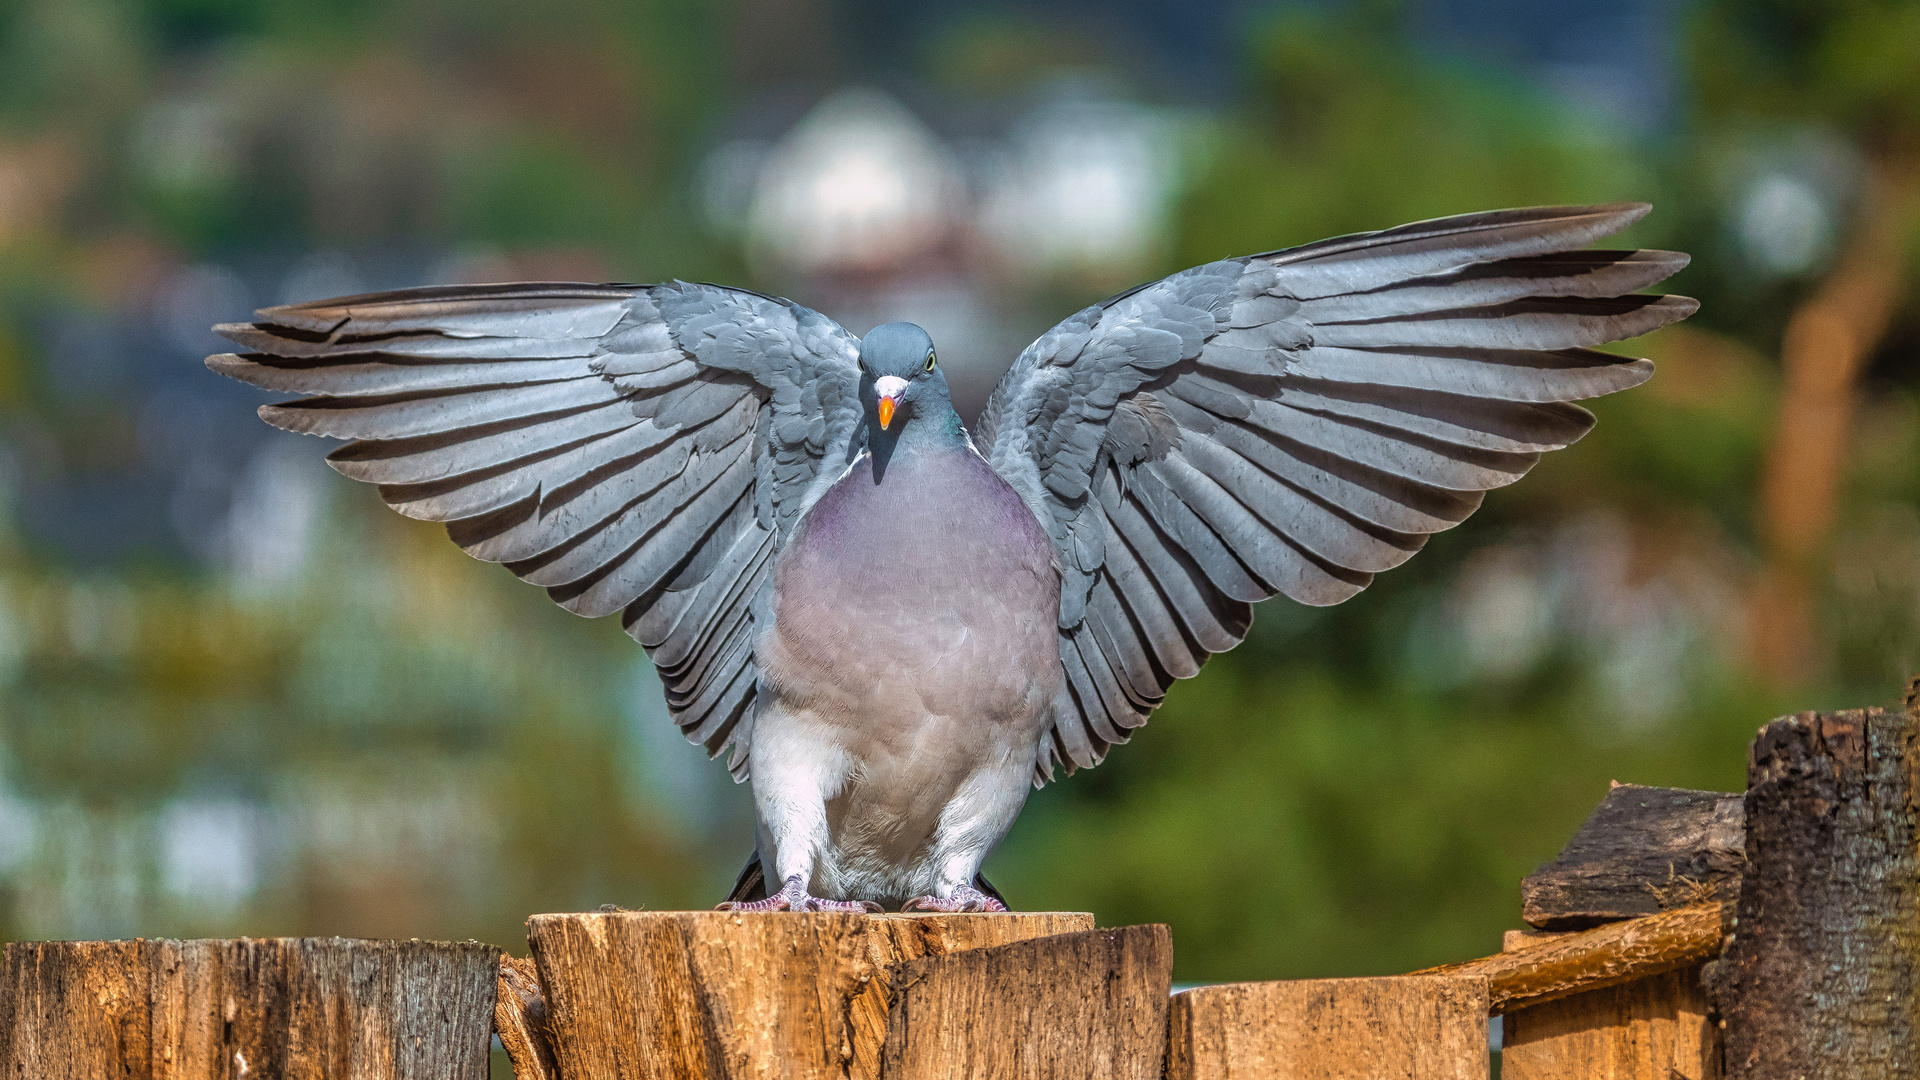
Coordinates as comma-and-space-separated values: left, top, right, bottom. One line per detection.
1522, 782, 1744, 930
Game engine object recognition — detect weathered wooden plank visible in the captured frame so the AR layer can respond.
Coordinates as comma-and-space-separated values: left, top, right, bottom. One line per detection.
1166, 975, 1489, 1080
1499, 925, 1720, 1080
1522, 782, 1745, 930
880, 924, 1172, 1080
495, 954, 558, 1080
0, 937, 498, 1079
1411, 902, 1727, 1014
850, 913, 1093, 1080
1717, 704, 1920, 1077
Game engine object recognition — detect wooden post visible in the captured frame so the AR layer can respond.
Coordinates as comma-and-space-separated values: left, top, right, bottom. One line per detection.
880, 924, 1171, 1080
1717, 704, 1920, 1077
851, 912, 1092, 1080
524, 910, 1098, 1080
1165, 975, 1489, 1079
1497, 930, 1720, 1079
0, 937, 499, 1079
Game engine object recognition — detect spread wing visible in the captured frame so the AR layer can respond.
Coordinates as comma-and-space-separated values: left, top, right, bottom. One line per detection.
974, 204, 1696, 780
208, 281, 864, 779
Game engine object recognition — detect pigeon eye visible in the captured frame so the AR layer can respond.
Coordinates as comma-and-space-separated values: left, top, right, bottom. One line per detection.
924, 350, 936, 373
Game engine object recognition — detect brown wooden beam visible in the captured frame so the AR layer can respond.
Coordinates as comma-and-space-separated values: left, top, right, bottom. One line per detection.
1410, 901, 1728, 1015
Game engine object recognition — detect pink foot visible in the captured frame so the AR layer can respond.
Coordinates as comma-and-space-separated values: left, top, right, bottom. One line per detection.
716, 874, 882, 913
901, 885, 1008, 913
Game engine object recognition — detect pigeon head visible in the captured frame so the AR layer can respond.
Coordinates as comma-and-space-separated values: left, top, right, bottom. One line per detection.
858, 322, 949, 435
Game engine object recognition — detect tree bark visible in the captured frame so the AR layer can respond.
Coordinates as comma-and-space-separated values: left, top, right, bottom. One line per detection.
1410, 902, 1728, 1015
1716, 706, 1919, 1077
1167, 976, 1488, 1080
0, 937, 498, 1079
880, 924, 1172, 1080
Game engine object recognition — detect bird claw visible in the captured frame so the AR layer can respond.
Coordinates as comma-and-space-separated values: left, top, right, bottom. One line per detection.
716, 874, 883, 913
901, 885, 1008, 913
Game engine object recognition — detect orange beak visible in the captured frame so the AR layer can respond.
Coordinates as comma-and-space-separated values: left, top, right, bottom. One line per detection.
876, 396, 897, 430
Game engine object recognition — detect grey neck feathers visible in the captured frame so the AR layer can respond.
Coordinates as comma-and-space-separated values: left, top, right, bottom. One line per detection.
861, 402, 967, 482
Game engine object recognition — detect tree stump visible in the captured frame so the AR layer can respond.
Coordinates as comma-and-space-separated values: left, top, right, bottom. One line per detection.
880, 924, 1171, 1080
1165, 975, 1489, 1080
523, 910, 1101, 1080
1717, 705, 1920, 1077
0, 937, 499, 1079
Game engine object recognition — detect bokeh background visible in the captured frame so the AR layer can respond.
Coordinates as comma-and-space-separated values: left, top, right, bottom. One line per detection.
1, 0, 1918, 992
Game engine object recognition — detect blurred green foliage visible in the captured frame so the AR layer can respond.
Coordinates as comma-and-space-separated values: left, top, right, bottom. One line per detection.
0, 0, 1918, 990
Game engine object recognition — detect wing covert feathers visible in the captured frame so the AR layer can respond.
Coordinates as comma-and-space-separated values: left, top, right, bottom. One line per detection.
208, 282, 863, 780
978, 203, 1694, 781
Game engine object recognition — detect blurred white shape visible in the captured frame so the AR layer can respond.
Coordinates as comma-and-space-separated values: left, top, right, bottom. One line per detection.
1737, 172, 1833, 277
155, 263, 249, 356
980, 94, 1182, 279
1431, 513, 1737, 728
278, 250, 365, 306
228, 440, 325, 590
749, 88, 960, 272
159, 798, 260, 911
15, 802, 146, 940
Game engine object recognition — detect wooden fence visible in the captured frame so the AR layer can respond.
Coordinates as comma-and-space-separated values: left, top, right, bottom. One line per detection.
3, 687, 1916, 1078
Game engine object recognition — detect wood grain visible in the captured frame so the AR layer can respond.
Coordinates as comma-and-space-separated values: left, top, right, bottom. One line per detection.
1411, 902, 1728, 1014
0, 937, 498, 1079
525, 910, 1099, 1080
528, 910, 871, 1080
1500, 925, 1719, 1080
495, 954, 558, 1080
1522, 783, 1744, 930
1166, 975, 1489, 1080
880, 924, 1172, 1080
849, 913, 1093, 1080
1717, 705, 1920, 1077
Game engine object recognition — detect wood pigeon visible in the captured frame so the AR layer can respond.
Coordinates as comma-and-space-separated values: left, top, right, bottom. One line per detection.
208, 204, 1694, 912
